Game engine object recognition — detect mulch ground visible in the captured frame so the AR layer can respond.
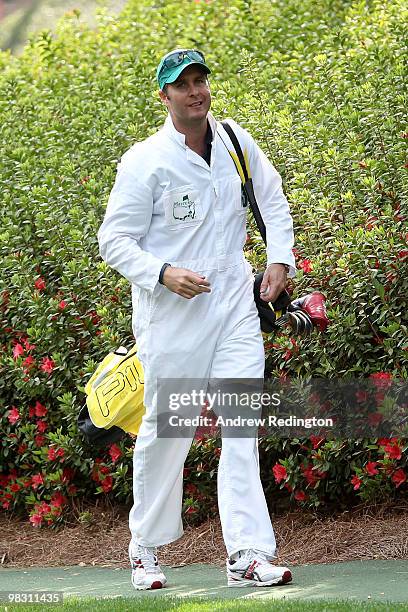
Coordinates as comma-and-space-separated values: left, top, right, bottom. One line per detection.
1, 500, 408, 568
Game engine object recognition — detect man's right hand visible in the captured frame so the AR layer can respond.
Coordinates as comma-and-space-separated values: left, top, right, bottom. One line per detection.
162, 267, 211, 299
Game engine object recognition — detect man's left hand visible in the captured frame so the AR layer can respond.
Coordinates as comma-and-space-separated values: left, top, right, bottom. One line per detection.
259, 264, 288, 303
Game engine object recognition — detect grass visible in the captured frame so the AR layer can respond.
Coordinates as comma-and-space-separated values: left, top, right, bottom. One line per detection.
3, 598, 408, 611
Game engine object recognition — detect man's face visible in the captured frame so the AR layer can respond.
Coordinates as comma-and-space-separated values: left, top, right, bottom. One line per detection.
159, 65, 211, 126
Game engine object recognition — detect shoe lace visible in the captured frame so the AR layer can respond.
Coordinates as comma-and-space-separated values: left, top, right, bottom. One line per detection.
134, 545, 160, 573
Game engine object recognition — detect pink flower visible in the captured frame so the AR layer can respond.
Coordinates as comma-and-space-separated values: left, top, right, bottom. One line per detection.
31, 474, 44, 490
40, 357, 55, 374
29, 514, 43, 527
272, 463, 287, 484
351, 475, 362, 490
392, 468, 406, 488
108, 444, 122, 463
299, 259, 312, 273
7, 407, 20, 425
34, 401, 47, 417
13, 343, 25, 359
365, 462, 379, 476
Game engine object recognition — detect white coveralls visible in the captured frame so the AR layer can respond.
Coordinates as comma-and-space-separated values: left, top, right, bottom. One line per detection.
98, 112, 296, 560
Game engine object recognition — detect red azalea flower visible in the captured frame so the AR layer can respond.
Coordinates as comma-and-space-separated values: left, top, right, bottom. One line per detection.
351, 475, 362, 490
294, 490, 308, 502
51, 492, 67, 507
28, 405, 36, 418
18, 444, 27, 454
310, 435, 325, 449
34, 277, 46, 291
7, 407, 20, 425
101, 475, 113, 493
58, 300, 68, 310
272, 463, 287, 484
47, 447, 57, 461
56, 448, 65, 458
38, 502, 51, 515
36, 420, 47, 433
62, 467, 75, 482
10, 483, 20, 492
356, 390, 368, 403
108, 443, 122, 463
284, 483, 293, 492
301, 464, 319, 485
34, 401, 47, 417
365, 462, 379, 476
23, 338, 36, 351
22, 356, 35, 371
384, 440, 402, 460
40, 357, 55, 374
2, 501, 10, 510
391, 468, 406, 488
299, 259, 312, 273
31, 474, 44, 489
67, 484, 77, 495
370, 372, 393, 390
29, 514, 43, 527
368, 412, 383, 426
34, 434, 46, 447
12, 343, 24, 359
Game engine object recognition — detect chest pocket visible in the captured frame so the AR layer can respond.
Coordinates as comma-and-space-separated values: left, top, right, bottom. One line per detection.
230, 176, 247, 215
163, 184, 203, 229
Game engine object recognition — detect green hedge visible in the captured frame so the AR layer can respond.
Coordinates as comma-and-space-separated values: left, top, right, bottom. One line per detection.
0, 0, 407, 526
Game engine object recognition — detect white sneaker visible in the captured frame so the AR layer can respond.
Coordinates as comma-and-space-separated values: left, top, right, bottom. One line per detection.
226, 549, 292, 587
129, 542, 167, 590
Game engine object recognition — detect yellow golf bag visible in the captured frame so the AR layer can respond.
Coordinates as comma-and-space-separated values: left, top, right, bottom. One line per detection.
78, 345, 145, 446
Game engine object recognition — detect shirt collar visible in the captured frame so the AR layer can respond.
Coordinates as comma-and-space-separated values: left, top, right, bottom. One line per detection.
163, 111, 217, 147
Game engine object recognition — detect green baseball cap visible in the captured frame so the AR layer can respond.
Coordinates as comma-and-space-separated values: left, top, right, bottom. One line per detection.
156, 49, 211, 91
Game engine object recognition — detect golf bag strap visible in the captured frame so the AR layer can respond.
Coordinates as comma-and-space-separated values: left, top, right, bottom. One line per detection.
220, 121, 267, 245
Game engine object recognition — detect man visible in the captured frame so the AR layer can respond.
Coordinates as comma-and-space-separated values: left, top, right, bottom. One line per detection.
98, 49, 296, 590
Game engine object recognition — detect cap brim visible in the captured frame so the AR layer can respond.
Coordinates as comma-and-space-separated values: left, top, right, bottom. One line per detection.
159, 61, 210, 90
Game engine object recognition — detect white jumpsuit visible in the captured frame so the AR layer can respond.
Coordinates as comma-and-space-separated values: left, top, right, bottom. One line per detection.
98, 112, 296, 559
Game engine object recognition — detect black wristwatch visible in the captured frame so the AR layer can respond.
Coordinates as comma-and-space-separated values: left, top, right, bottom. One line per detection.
159, 263, 171, 285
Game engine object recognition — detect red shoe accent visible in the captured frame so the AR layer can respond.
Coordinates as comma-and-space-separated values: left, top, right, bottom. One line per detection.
150, 581, 164, 589
280, 570, 292, 584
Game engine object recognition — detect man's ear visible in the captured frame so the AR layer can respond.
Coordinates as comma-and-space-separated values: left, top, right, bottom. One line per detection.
159, 89, 170, 105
